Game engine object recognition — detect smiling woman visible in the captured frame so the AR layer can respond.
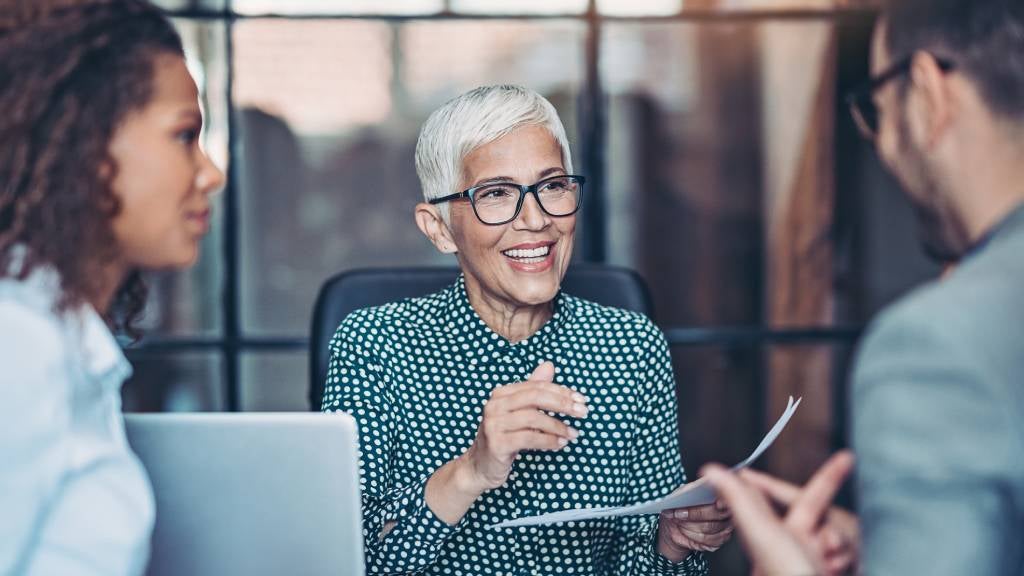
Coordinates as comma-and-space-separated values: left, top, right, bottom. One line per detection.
321, 85, 733, 575
423, 123, 579, 321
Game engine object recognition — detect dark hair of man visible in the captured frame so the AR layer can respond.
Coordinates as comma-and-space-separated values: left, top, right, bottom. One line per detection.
0, 0, 184, 333
883, 0, 1024, 122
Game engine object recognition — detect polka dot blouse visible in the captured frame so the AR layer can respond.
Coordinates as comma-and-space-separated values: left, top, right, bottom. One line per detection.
322, 276, 708, 576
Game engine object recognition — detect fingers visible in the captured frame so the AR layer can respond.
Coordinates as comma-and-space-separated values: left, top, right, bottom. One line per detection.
823, 549, 857, 576
680, 530, 735, 553
702, 464, 780, 533
739, 468, 802, 508
666, 519, 732, 535
499, 410, 579, 440
489, 362, 588, 418
666, 502, 731, 522
499, 385, 589, 418
528, 360, 555, 383
504, 430, 571, 452
826, 506, 860, 553
659, 516, 735, 553
703, 464, 819, 575
821, 526, 844, 553
786, 450, 855, 533
696, 528, 734, 548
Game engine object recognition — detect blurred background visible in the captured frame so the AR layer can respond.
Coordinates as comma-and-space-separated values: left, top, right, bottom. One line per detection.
124, 1, 938, 572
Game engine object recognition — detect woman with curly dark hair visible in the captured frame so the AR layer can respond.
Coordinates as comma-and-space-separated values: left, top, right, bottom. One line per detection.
0, 1, 223, 573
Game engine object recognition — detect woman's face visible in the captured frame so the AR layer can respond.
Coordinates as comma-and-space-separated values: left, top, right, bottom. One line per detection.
448, 125, 577, 308
108, 53, 224, 271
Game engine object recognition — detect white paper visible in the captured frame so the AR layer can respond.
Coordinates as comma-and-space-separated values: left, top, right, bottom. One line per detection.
490, 396, 802, 529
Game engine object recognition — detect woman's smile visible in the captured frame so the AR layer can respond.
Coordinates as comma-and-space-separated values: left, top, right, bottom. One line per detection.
501, 239, 557, 272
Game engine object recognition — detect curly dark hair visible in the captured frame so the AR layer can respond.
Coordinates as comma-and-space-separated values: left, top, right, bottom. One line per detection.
0, 0, 184, 333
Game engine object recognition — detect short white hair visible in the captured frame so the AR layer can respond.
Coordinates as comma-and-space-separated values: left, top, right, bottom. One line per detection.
415, 85, 574, 220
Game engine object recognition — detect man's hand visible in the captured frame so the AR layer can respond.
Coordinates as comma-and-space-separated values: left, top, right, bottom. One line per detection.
741, 465, 859, 576
701, 451, 856, 576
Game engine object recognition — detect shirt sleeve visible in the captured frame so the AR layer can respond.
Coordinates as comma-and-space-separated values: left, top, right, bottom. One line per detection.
321, 314, 462, 575
0, 302, 72, 575
617, 318, 708, 575
853, 311, 1024, 576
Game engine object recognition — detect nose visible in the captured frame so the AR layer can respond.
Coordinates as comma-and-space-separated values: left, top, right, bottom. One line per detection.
513, 191, 551, 231
196, 149, 225, 195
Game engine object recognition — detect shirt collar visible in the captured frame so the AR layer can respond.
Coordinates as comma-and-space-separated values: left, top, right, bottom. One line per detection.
75, 303, 133, 390
11, 251, 132, 390
964, 200, 1024, 260
441, 274, 573, 359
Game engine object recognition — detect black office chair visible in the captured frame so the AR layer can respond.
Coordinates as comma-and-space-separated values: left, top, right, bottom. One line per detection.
308, 264, 655, 411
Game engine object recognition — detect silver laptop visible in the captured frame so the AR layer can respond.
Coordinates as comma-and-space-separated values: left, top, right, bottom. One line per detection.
124, 412, 365, 576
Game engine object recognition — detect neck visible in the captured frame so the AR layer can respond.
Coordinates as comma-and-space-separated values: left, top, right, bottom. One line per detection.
91, 261, 129, 317
463, 275, 553, 343
950, 125, 1024, 244
957, 169, 1024, 246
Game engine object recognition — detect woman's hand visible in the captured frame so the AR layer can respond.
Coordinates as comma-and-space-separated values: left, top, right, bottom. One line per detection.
460, 361, 588, 492
426, 361, 587, 525
657, 500, 734, 561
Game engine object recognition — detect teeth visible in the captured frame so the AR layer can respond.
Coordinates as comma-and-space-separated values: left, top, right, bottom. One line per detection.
503, 245, 551, 259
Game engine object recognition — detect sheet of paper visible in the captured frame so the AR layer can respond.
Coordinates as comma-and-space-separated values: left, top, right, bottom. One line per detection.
490, 396, 802, 529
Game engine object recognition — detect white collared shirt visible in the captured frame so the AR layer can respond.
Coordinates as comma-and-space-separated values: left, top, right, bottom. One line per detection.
0, 264, 154, 576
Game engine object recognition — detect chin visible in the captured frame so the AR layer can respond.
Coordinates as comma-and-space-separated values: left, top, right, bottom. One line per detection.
507, 272, 562, 305
512, 287, 559, 307
164, 245, 201, 270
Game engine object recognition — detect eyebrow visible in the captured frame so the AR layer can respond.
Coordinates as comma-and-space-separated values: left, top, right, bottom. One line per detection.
471, 167, 566, 188
176, 109, 203, 124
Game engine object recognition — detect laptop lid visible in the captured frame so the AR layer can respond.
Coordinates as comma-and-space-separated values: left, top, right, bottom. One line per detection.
124, 412, 364, 576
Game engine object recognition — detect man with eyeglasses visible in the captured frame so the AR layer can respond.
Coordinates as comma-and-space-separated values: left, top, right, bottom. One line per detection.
700, 0, 1024, 575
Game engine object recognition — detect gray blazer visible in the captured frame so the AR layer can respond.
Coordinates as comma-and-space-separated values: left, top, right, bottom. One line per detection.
852, 205, 1024, 576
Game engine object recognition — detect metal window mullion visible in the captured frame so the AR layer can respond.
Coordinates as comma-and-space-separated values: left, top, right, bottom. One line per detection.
580, 1, 607, 263
222, 8, 242, 412
125, 327, 861, 353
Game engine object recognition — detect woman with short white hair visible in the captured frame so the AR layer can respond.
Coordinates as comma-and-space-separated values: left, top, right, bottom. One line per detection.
322, 85, 731, 575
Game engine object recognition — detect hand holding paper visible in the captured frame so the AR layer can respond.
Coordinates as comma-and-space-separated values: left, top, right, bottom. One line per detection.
490, 396, 802, 529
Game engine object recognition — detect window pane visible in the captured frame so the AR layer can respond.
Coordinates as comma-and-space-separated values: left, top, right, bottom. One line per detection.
450, 0, 588, 14
601, 20, 919, 330
598, 0, 682, 16
138, 19, 228, 338
233, 19, 585, 336
233, 0, 443, 15
122, 352, 224, 412
240, 350, 309, 411
603, 21, 764, 327
673, 341, 853, 470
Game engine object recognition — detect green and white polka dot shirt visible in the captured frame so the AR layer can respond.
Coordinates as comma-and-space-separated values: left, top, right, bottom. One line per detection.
322, 276, 708, 576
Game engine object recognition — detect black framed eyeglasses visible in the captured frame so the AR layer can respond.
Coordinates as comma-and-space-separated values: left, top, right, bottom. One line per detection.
846, 55, 955, 139
429, 174, 585, 226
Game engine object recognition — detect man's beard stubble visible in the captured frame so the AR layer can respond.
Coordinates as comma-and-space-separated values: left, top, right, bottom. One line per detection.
894, 118, 971, 265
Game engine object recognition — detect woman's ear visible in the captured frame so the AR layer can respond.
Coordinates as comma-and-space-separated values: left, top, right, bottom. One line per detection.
415, 203, 458, 254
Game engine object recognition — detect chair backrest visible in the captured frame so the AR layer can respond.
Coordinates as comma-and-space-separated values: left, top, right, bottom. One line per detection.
308, 264, 654, 411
